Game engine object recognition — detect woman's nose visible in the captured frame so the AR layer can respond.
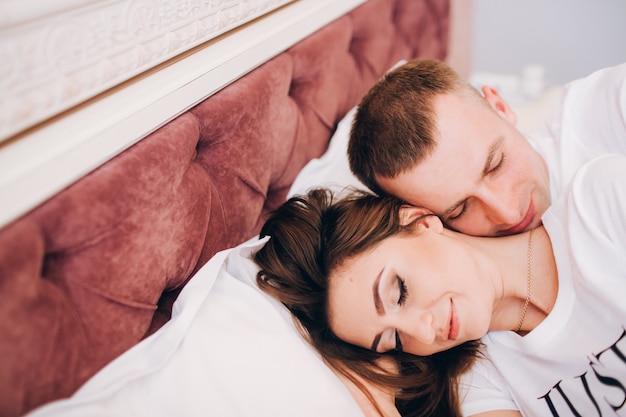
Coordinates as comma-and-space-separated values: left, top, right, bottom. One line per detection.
403, 310, 436, 345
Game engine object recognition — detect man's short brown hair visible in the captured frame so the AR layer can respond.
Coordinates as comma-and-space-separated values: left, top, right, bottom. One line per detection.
348, 59, 468, 195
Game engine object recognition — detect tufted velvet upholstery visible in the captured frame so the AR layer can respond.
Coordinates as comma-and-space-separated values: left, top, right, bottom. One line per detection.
0, 0, 449, 415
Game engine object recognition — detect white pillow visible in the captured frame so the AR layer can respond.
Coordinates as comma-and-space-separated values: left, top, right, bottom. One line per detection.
288, 105, 367, 197
26, 238, 365, 417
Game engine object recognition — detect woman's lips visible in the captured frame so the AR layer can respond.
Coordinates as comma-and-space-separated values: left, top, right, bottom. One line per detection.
448, 299, 459, 341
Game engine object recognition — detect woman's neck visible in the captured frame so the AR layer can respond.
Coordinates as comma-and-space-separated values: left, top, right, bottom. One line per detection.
452, 227, 559, 334
515, 227, 559, 333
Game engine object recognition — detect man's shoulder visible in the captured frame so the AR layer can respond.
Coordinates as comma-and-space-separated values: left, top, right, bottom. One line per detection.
544, 154, 626, 246
565, 62, 626, 90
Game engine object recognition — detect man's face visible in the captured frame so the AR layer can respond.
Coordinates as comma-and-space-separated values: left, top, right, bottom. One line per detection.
377, 89, 550, 237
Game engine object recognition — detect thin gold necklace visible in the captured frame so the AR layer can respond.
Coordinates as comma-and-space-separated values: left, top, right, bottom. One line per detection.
515, 228, 534, 333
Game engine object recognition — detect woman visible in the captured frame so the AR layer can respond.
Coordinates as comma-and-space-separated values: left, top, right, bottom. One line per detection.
253, 154, 626, 416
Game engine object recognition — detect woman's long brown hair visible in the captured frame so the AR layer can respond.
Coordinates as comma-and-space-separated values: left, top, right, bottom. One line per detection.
254, 188, 482, 416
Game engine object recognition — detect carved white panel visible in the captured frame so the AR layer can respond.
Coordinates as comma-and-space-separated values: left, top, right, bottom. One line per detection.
0, 0, 294, 141
0, 0, 366, 229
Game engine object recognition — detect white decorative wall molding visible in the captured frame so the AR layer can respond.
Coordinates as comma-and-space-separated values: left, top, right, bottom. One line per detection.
0, 0, 295, 141
0, 0, 366, 229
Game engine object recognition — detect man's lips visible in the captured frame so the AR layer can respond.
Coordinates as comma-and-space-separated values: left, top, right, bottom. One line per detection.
501, 200, 535, 235
448, 299, 459, 341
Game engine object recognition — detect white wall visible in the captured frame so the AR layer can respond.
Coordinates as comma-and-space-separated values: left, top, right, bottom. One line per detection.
472, 0, 626, 85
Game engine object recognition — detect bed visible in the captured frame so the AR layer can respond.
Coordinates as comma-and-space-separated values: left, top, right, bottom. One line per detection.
0, 1, 451, 415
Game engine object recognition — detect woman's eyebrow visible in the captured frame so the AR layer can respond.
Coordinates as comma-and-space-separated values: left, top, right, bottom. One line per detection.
371, 268, 385, 352
373, 268, 385, 316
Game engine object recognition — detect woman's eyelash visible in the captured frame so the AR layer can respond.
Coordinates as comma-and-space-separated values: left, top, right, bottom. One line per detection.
397, 276, 408, 305
394, 277, 407, 352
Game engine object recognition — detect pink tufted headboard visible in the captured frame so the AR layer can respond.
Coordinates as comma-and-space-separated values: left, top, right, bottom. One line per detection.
0, 0, 450, 415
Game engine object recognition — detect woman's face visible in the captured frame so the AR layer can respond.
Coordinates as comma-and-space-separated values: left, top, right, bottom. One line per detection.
327, 223, 496, 357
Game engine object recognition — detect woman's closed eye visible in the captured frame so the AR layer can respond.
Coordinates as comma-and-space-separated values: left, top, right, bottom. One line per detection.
394, 277, 407, 352
397, 276, 408, 306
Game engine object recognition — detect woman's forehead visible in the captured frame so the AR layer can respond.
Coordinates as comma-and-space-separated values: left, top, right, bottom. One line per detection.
327, 255, 380, 335
328, 238, 399, 293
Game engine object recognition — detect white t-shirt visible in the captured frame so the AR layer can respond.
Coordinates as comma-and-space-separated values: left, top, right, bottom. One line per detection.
527, 62, 626, 203
460, 154, 626, 417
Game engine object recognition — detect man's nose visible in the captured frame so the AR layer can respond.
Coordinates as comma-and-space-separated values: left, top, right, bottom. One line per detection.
479, 186, 520, 226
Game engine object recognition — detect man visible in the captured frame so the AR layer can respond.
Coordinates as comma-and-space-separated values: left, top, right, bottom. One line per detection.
348, 59, 626, 236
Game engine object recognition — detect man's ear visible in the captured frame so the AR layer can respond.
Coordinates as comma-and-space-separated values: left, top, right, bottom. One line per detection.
481, 85, 518, 126
399, 205, 443, 233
